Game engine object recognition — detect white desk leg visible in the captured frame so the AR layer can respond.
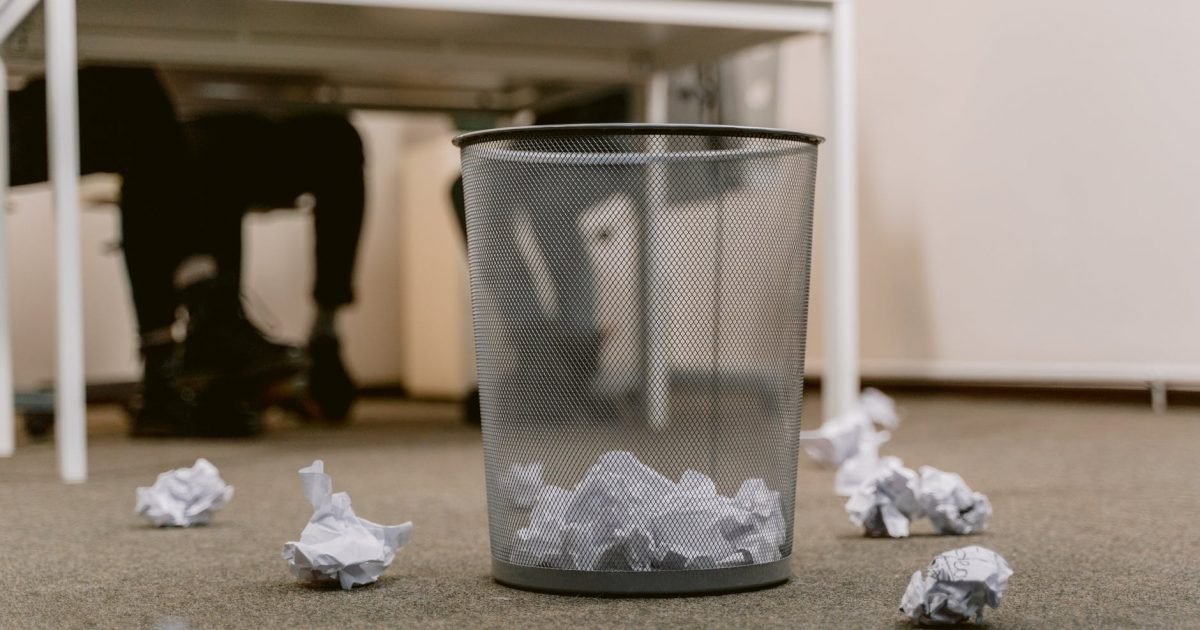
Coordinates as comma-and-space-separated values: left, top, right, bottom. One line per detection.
644, 72, 669, 124
643, 72, 670, 429
0, 58, 14, 458
46, 0, 86, 483
823, 0, 860, 420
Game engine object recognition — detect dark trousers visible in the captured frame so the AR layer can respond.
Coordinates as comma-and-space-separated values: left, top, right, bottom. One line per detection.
183, 111, 366, 311
9, 67, 194, 334
8, 67, 364, 336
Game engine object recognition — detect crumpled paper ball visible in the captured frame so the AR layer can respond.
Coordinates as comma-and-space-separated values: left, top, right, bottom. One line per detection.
900, 545, 1012, 625
833, 430, 895, 497
135, 458, 234, 527
844, 458, 922, 537
916, 466, 992, 535
798, 408, 874, 468
859, 387, 900, 429
799, 388, 901, 468
282, 460, 413, 590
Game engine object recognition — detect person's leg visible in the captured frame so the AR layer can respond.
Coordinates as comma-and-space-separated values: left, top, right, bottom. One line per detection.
182, 112, 289, 290
90, 68, 203, 435
94, 68, 197, 340
279, 113, 365, 420
10, 69, 187, 326
8, 76, 50, 188
9, 67, 200, 434
173, 113, 307, 406
277, 114, 364, 318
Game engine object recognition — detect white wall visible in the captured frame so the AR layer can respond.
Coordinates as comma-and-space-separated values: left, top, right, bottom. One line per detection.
777, 0, 1200, 384
393, 116, 475, 398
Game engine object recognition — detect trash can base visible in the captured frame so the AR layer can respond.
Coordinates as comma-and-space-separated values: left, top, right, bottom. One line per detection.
492, 556, 792, 596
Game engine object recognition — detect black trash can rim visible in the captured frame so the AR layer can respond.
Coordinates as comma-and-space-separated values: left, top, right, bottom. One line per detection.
452, 123, 824, 148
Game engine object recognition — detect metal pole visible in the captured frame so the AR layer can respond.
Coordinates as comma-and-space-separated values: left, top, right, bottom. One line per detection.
46, 0, 87, 482
0, 57, 14, 457
643, 71, 671, 429
823, 0, 860, 420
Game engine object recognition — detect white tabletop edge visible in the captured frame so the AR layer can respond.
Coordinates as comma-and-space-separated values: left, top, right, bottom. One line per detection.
276, 0, 833, 34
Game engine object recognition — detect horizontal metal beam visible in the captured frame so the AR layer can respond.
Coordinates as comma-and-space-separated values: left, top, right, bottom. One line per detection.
278, 0, 833, 34
168, 78, 542, 113
53, 32, 641, 83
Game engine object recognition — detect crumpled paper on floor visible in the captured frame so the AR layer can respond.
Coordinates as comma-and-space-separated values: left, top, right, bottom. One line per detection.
859, 387, 900, 429
511, 451, 787, 571
799, 388, 900, 468
135, 458, 234, 527
844, 458, 922, 537
900, 545, 1012, 625
282, 460, 413, 590
798, 408, 873, 468
916, 466, 992, 535
833, 428, 894, 497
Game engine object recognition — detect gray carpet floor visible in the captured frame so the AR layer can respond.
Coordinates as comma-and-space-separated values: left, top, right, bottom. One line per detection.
1, 394, 1198, 629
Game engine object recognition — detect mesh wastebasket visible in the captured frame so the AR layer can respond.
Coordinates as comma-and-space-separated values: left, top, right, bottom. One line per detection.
454, 124, 821, 595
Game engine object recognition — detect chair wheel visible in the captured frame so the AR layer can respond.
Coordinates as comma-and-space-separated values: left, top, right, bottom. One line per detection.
24, 412, 54, 439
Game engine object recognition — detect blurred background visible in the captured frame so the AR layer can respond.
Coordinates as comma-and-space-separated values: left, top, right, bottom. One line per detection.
6, 0, 1196, 403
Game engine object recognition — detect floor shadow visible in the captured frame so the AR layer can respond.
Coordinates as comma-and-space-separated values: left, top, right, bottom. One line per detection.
127, 522, 231, 531
834, 531, 991, 541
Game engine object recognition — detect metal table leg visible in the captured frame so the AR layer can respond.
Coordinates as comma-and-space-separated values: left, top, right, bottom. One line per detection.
0, 57, 14, 458
823, 0, 860, 420
46, 0, 87, 482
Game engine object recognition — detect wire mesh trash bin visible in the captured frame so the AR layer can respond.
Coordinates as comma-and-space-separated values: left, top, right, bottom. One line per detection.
454, 124, 822, 595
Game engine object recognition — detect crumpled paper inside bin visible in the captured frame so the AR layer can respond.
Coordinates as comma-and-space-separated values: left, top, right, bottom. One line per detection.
510, 451, 788, 571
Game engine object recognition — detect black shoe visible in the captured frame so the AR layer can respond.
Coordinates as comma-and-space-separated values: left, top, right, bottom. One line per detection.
130, 379, 195, 436
132, 388, 266, 438
129, 344, 266, 438
191, 381, 267, 437
307, 332, 356, 422
129, 350, 198, 437
177, 279, 309, 399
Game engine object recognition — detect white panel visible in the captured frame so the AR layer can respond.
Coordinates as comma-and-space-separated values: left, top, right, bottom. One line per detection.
780, 0, 1200, 385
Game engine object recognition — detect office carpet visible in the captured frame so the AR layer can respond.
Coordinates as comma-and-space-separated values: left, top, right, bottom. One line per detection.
1, 394, 1197, 628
